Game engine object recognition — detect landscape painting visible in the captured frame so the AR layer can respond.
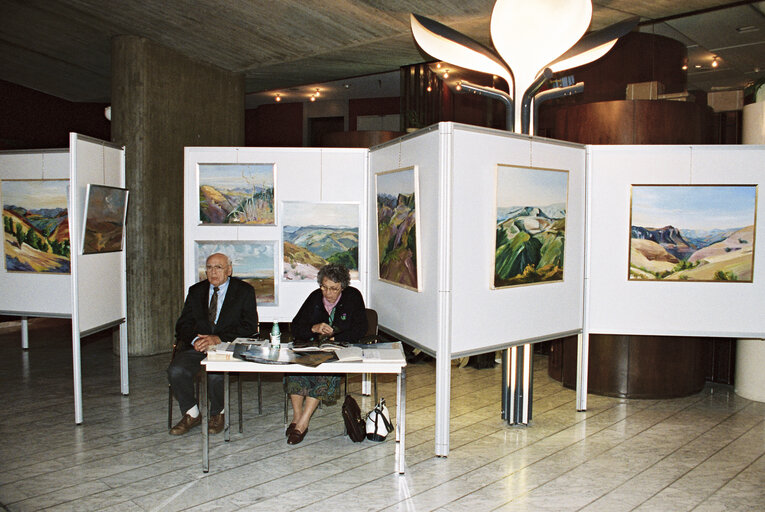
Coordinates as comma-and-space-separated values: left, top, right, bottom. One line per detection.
198, 163, 275, 225
2, 179, 70, 273
282, 202, 359, 281
196, 241, 278, 305
82, 185, 129, 254
494, 165, 568, 288
629, 185, 757, 282
376, 166, 421, 291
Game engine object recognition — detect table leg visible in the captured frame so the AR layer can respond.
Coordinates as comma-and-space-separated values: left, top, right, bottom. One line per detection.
224, 372, 230, 442
202, 368, 209, 473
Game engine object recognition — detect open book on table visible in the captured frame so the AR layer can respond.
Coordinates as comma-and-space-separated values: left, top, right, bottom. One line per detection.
206, 337, 266, 361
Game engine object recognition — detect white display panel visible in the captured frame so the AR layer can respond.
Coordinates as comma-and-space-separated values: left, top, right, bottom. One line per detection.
0, 150, 72, 316
587, 145, 765, 337
70, 136, 126, 333
368, 128, 443, 354
184, 147, 368, 324
449, 127, 586, 355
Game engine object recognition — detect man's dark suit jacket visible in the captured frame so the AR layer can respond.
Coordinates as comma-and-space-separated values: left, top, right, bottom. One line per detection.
291, 286, 367, 343
175, 277, 259, 351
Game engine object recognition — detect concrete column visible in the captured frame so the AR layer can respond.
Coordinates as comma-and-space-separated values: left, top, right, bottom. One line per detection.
111, 36, 244, 355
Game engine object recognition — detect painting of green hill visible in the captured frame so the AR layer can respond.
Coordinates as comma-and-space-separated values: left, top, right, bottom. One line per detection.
493, 165, 567, 289
2, 179, 70, 273
376, 166, 420, 291
282, 202, 359, 281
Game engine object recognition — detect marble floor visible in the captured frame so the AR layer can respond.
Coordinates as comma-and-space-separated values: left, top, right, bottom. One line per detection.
1, 319, 763, 512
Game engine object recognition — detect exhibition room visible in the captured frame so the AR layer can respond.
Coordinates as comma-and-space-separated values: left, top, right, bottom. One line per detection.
1, 0, 765, 510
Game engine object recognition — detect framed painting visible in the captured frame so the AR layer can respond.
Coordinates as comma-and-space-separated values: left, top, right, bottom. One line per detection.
375, 166, 421, 291
81, 184, 129, 254
198, 163, 275, 225
493, 165, 568, 289
282, 201, 360, 282
2, 179, 70, 273
629, 184, 757, 282
195, 240, 278, 306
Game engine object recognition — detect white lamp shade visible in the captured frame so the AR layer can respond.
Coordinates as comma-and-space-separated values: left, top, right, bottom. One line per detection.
491, 0, 592, 129
410, 13, 515, 98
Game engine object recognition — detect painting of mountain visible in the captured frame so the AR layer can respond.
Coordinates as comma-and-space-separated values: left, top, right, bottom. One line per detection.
82, 185, 128, 254
629, 185, 756, 282
196, 241, 277, 305
282, 202, 359, 281
376, 166, 420, 291
494, 165, 568, 288
199, 163, 275, 225
2, 179, 70, 273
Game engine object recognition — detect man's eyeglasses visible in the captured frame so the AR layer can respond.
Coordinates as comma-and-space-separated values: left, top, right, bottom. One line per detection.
320, 284, 342, 293
205, 265, 227, 272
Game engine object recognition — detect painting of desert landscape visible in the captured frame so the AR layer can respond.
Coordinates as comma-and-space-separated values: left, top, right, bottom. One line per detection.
282, 202, 359, 282
2, 179, 70, 273
199, 163, 274, 225
82, 185, 128, 254
494, 165, 568, 288
196, 241, 277, 305
629, 185, 757, 282
376, 166, 420, 291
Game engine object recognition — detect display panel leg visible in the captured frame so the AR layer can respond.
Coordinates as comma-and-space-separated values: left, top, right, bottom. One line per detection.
501, 349, 509, 420
119, 322, 129, 395
576, 332, 589, 411
362, 373, 371, 396
72, 328, 83, 425
397, 368, 406, 474
434, 350, 451, 457
21, 316, 29, 350
202, 368, 209, 473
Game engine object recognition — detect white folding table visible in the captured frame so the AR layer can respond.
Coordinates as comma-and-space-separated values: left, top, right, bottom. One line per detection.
201, 342, 407, 473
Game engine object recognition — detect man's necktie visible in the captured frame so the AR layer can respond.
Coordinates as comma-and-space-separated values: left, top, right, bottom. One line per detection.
208, 286, 219, 326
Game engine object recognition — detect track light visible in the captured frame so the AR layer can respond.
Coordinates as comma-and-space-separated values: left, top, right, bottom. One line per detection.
275, 94, 281, 102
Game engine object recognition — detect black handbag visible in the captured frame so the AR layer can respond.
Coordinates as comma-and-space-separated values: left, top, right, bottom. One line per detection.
341, 395, 366, 442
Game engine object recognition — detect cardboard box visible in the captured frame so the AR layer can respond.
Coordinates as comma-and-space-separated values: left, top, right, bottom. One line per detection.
707, 90, 744, 112
626, 81, 665, 100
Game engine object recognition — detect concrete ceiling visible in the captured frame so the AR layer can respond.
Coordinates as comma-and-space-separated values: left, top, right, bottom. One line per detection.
1, 0, 764, 104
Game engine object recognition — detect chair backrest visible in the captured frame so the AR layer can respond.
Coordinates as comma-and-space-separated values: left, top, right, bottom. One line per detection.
365, 308, 378, 337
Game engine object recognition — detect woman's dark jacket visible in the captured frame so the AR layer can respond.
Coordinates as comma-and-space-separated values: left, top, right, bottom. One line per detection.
291, 286, 367, 343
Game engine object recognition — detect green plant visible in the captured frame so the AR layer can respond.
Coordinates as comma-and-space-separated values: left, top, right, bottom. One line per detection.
744, 76, 765, 104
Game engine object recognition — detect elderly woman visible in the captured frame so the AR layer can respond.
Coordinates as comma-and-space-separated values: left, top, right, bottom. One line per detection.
284, 263, 367, 445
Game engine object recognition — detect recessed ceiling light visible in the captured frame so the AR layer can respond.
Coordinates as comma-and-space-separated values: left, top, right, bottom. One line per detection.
695, 64, 702, 69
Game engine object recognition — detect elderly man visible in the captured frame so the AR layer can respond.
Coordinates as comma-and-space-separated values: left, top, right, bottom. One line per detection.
167, 253, 258, 435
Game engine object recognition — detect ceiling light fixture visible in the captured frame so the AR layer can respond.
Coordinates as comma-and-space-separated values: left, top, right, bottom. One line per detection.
315, 88, 320, 97
426, 85, 432, 92
682, 64, 688, 71
443, 70, 449, 79
736, 25, 759, 33
695, 64, 702, 69
275, 93, 281, 102
712, 56, 718, 68
310, 95, 316, 102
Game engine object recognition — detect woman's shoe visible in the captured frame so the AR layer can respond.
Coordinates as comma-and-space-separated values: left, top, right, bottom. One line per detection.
285, 423, 296, 437
287, 428, 308, 445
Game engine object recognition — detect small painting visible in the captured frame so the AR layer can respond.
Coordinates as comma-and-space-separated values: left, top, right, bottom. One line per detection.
629, 185, 757, 282
82, 185, 129, 254
195, 241, 278, 305
493, 165, 568, 288
2, 179, 70, 273
375, 166, 421, 291
198, 163, 275, 225
282, 202, 359, 282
